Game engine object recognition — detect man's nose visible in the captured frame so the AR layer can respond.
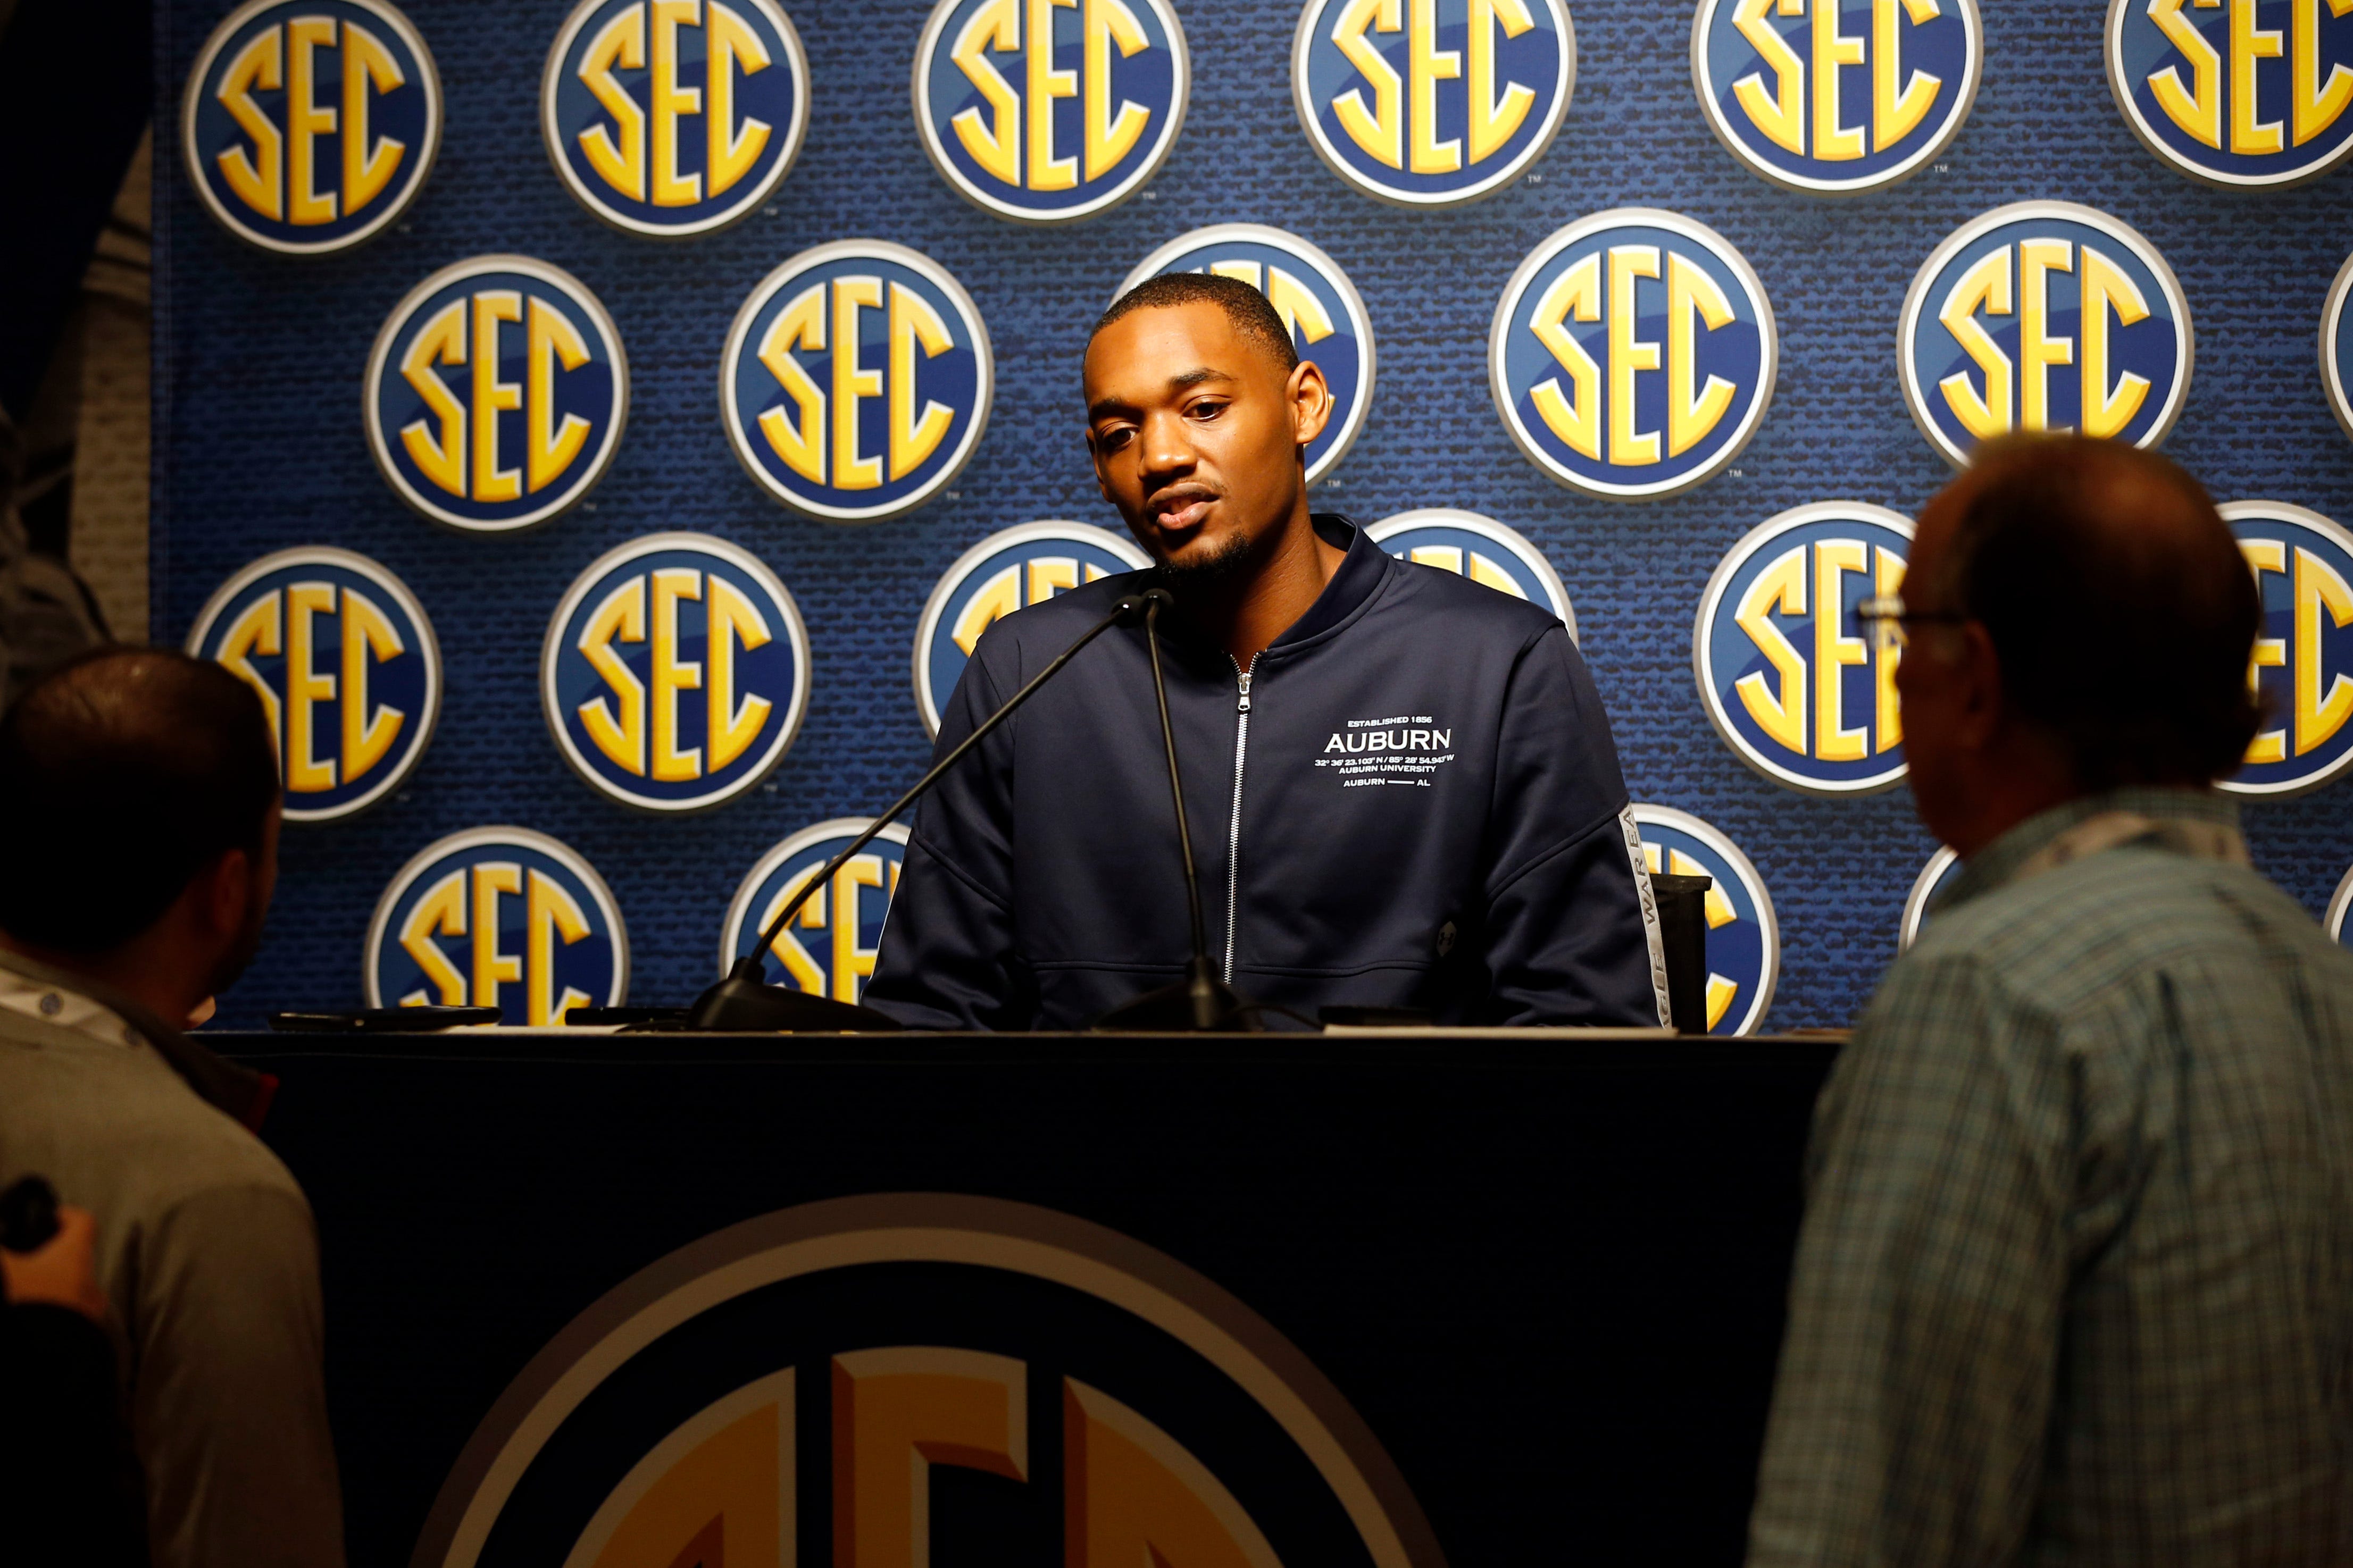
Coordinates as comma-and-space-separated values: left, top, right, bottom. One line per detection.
1138, 408, 1195, 481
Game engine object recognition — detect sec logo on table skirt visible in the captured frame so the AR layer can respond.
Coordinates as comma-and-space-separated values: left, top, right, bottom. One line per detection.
1490, 208, 1777, 500
1899, 200, 2191, 468
721, 818, 909, 1005
1695, 502, 1912, 796
543, 533, 811, 812
2220, 500, 2353, 798
411, 1194, 1443, 1568
365, 255, 629, 532
364, 826, 628, 1025
1364, 509, 1575, 635
180, 0, 441, 254
721, 240, 994, 522
542, 0, 811, 237
1116, 224, 1375, 485
914, 520, 1150, 737
1629, 804, 1779, 1036
186, 546, 440, 822
1292, 0, 1575, 206
913, 0, 1189, 222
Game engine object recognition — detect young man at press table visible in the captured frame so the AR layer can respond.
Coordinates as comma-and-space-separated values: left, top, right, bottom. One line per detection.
866, 274, 1669, 1032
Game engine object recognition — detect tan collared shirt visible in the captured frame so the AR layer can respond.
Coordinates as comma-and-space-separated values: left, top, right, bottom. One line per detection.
0, 955, 344, 1568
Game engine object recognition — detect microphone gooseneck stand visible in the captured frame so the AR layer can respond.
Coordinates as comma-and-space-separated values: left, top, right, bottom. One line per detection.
687, 591, 1162, 1032
1090, 592, 1257, 1032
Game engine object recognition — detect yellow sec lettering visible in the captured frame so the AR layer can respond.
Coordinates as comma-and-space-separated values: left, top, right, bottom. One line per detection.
578, 576, 649, 775
756, 282, 830, 484
214, 19, 411, 224
2242, 539, 2289, 764
399, 299, 470, 496
950, 0, 1023, 183
1332, 0, 1541, 171
2296, 544, 2353, 754
1409, 0, 1464, 174
579, 6, 650, 198
1938, 240, 2150, 440
706, 576, 775, 773
1809, 0, 1865, 161
397, 868, 469, 1006
650, 567, 706, 784
286, 16, 341, 225
285, 581, 339, 793
1606, 245, 1662, 466
1529, 251, 1602, 460
2297, 0, 2353, 142
2231, 0, 2285, 154
526, 869, 595, 1025
1028, 0, 1080, 190
1874, 0, 1942, 150
471, 291, 525, 504
2017, 238, 2073, 434
760, 853, 902, 1001
1332, 0, 1405, 169
218, 590, 287, 756
889, 283, 955, 481
2079, 246, 2151, 439
340, 586, 408, 782
651, 0, 704, 206
341, 21, 408, 212
1811, 541, 1868, 762
1730, 0, 1944, 158
952, 565, 1022, 654
471, 862, 525, 1007
1935, 248, 2013, 438
1084, 0, 1153, 177
1874, 544, 1904, 752
528, 299, 594, 493
216, 29, 286, 219
832, 276, 885, 491
2150, 0, 2353, 151
1667, 254, 1736, 457
1734, 544, 1808, 753
1469, 0, 1538, 161
577, 1, 776, 206
707, 3, 775, 195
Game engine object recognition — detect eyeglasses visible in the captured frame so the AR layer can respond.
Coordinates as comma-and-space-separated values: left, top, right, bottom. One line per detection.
1854, 594, 1970, 653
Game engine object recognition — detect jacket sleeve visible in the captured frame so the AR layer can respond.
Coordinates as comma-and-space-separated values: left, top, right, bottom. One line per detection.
1477, 625, 1670, 1027
864, 636, 1034, 1029
136, 1181, 345, 1568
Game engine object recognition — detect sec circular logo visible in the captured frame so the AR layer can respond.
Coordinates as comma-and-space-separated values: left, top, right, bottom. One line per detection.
1364, 509, 1575, 636
542, 533, 811, 813
181, 0, 441, 254
722, 240, 994, 522
1899, 844, 1961, 952
914, 521, 1150, 736
186, 546, 440, 822
542, 0, 810, 237
1695, 502, 1912, 796
2218, 500, 2353, 797
914, 0, 1189, 222
2106, 0, 2353, 189
1116, 225, 1376, 484
365, 255, 629, 533
721, 818, 911, 1002
1629, 804, 1779, 1036
1490, 209, 1776, 500
412, 1194, 1442, 1568
1899, 201, 2192, 469
1690, 0, 1980, 195
2318, 250, 2353, 446
1292, 0, 1574, 206
363, 826, 628, 1025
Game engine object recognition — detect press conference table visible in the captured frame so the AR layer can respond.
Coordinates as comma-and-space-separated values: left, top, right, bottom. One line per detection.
219, 1029, 1839, 1566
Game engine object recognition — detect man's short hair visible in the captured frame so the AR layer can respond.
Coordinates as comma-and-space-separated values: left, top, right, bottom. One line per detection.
0, 649, 280, 952
1092, 273, 1300, 376
1943, 434, 2262, 790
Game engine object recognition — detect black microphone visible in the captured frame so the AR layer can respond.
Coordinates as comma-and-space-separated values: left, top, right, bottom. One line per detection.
1092, 588, 1255, 1032
687, 590, 1162, 1032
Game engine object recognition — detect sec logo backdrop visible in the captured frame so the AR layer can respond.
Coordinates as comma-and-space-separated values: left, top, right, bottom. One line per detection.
181, 0, 440, 254
1117, 225, 1375, 484
1292, 0, 1574, 206
914, 0, 1189, 222
721, 819, 910, 1003
1690, 0, 1980, 195
1629, 805, 1779, 1035
2107, 0, 2353, 188
543, 533, 811, 812
1490, 208, 1776, 500
186, 547, 440, 822
722, 240, 994, 522
412, 1194, 1442, 1568
366, 256, 629, 532
2220, 500, 2353, 797
364, 827, 627, 1024
1695, 502, 1912, 795
914, 521, 1150, 736
1364, 509, 1575, 634
543, 0, 811, 237
1899, 201, 2191, 468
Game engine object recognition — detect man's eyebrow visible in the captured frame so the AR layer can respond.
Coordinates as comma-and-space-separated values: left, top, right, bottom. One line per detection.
1087, 366, 1236, 422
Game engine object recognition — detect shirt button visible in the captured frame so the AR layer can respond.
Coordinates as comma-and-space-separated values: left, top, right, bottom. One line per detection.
37, 993, 62, 1017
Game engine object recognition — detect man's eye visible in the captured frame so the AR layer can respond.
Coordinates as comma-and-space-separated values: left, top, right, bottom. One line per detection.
1097, 427, 1133, 452
1190, 400, 1227, 421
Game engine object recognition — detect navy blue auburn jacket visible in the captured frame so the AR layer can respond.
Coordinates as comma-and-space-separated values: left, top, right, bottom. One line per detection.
865, 516, 1670, 1030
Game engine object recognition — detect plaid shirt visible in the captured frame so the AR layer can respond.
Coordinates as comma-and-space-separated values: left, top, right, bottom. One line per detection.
1749, 788, 2353, 1567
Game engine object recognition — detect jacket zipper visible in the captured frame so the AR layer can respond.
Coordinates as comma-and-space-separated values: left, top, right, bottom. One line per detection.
1224, 655, 1257, 982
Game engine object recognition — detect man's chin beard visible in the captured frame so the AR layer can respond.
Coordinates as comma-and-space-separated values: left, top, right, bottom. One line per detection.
1153, 529, 1253, 589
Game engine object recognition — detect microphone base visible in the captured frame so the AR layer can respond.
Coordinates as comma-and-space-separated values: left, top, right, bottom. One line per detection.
686, 967, 901, 1033
1091, 977, 1263, 1033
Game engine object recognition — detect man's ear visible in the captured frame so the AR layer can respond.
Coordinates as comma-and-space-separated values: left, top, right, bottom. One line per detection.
195, 847, 254, 940
1288, 359, 1333, 447
1954, 622, 2008, 747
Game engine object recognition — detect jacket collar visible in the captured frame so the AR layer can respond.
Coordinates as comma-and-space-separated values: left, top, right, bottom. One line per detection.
1266, 513, 1392, 651
0, 945, 276, 1131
